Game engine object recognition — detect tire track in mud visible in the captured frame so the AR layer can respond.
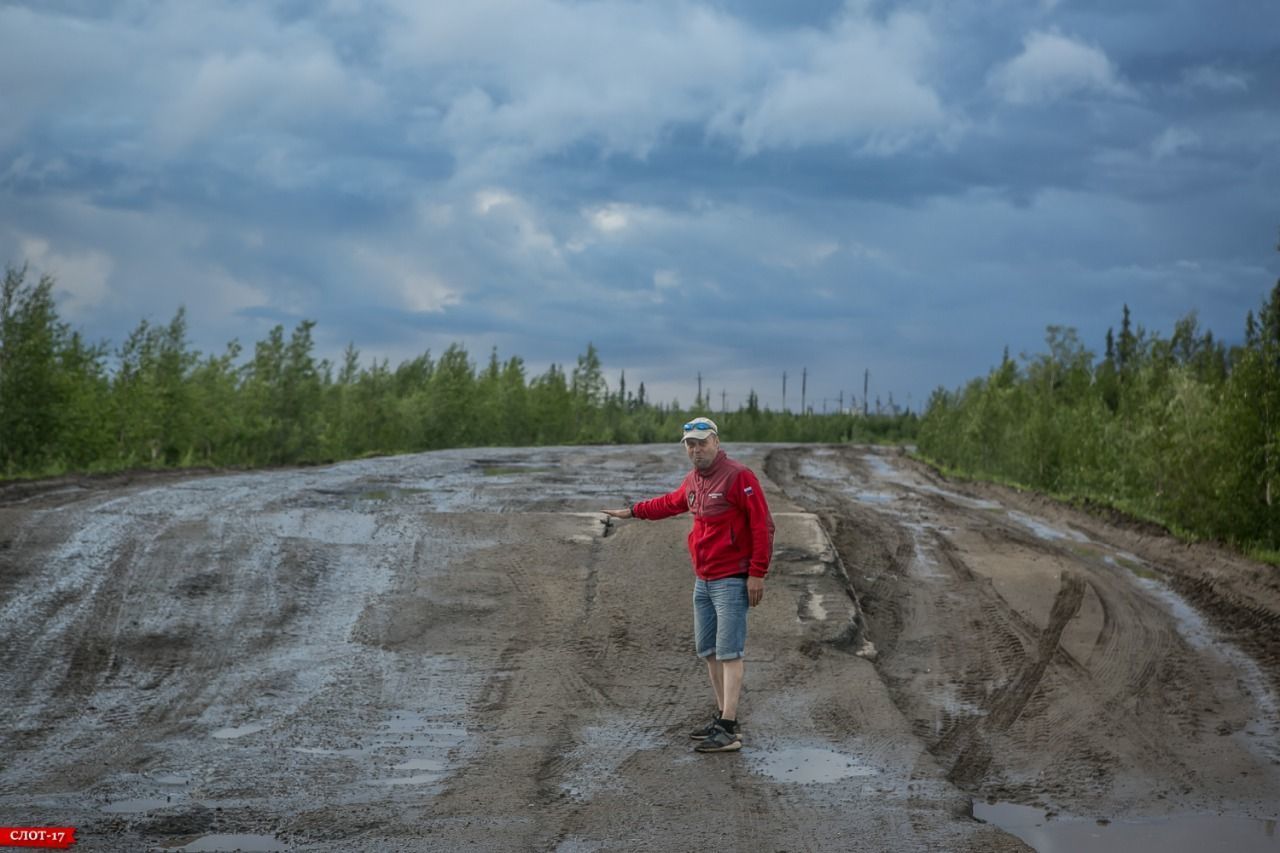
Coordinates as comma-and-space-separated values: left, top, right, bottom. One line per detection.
420, 513, 666, 850
765, 445, 1280, 818
942, 569, 1084, 788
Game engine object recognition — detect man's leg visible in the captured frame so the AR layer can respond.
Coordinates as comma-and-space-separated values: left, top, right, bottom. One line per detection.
692, 579, 723, 733
720, 658, 744, 721
693, 578, 748, 752
705, 657, 725, 714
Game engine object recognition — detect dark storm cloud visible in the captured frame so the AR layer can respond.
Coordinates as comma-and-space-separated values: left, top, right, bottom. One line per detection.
0, 0, 1276, 411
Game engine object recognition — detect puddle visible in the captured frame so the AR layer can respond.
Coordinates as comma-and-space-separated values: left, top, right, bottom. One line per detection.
1103, 553, 1161, 580
554, 839, 606, 853
101, 796, 175, 813
803, 592, 828, 621
367, 756, 448, 786
974, 801, 1280, 852
1006, 510, 1090, 544
1134, 576, 1279, 732
392, 757, 446, 771
916, 483, 1003, 510
901, 520, 945, 579
479, 465, 555, 477
862, 454, 908, 484
749, 746, 878, 784
258, 509, 379, 545
169, 834, 289, 852
368, 772, 443, 786
355, 487, 427, 502
853, 491, 895, 504
211, 723, 266, 740
147, 773, 192, 786
292, 707, 467, 790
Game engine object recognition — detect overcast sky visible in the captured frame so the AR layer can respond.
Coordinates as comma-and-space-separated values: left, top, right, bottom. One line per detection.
2, 0, 1277, 414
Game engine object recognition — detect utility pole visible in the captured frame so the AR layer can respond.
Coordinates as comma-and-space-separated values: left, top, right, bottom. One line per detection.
696, 372, 703, 407
838, 390, 844, 413
863, 369, 869, 417
801, 367, 807, 415
782, 371, 787, 412
721, 388, 727, 413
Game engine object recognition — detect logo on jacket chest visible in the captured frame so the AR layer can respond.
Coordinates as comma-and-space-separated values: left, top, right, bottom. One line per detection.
690, 488, 728, 514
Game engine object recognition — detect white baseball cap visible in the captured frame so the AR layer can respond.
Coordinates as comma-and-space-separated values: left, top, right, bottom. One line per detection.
679, 416, 718, 442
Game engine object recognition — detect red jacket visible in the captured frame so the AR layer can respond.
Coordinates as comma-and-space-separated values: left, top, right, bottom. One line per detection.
631, 450, 775, 580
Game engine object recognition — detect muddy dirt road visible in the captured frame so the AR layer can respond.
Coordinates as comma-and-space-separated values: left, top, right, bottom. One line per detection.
1, 445, 1278, 851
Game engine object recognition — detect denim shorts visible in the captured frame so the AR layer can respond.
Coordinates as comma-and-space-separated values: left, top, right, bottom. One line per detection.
693, 577, 749, 660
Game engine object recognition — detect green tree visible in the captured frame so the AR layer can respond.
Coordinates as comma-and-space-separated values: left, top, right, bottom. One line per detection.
421, 343, 475, 448
0, 266, 86, 473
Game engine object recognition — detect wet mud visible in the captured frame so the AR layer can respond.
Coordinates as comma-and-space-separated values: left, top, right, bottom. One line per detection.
1, 445, 1276, 850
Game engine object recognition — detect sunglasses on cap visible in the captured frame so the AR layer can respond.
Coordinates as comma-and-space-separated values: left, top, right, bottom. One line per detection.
683, 422, 715, 432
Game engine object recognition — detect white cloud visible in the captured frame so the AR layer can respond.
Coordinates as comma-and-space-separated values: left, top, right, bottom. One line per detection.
201, 270, 270, 316
473, 189, 562, 259
653, 269, 680, 289
402, 1, 745, 163
386, 0, 952, 164
352, 245, 460, 314
1180, 65, 1250, 94
989, 31, 1135, 105
726, 11, 947, 155
1152, 126, 1200, 160
590, 205, 631, 234
572, 202, 670, 251
153, 48, 384, 154
474, 189, 517, 215
19, 236, 113, 321
2, 154, 69, 185
763, 238, 842, 270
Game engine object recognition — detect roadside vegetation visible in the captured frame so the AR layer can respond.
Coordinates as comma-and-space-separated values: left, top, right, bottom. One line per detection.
918, 269, 1280, 557
0, 264, 915, 482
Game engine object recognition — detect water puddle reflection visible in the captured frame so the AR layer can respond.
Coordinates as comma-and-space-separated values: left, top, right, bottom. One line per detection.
750, 746, 877, 784
479, 465, 555, 477
291, 708, 467, 789
210, 723, 266, 740
1006, 510, 1090, 543
355, 487, 428, 502
975, 801, 1279, 853
167, 834, 288, 852
101, 796, 175, 813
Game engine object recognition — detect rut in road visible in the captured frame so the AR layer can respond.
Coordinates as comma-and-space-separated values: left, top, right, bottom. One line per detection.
765, 445, 1280, 818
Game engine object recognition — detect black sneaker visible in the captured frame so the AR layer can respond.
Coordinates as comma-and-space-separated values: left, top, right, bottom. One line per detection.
689, 714, 723, 740
693, 723, 742, 753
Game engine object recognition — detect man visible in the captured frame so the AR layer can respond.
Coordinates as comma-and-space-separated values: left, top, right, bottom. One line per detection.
603, 416, 775, 753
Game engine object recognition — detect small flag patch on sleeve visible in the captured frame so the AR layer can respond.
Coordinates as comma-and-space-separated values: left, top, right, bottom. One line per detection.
744, 486, 754, 496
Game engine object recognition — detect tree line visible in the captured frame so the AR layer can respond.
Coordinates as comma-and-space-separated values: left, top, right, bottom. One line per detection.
918, 272, 1280, 556
0, 264, 916, 479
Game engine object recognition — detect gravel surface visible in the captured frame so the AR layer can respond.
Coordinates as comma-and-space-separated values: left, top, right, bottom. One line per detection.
2, 444, 1276, 851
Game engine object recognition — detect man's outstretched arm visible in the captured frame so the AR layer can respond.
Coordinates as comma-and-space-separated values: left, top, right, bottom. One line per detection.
603, 484, 689, 521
